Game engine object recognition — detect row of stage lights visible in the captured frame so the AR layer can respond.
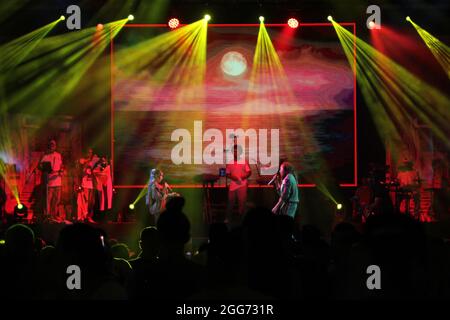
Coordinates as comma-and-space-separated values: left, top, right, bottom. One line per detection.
12, 198, 343, 217
165, 15, 300, 29
57, 14, 322, 31
142, 15, 415, 30
57, 14, 418, 31
128, 200, 343, 211
123, 14, 302, 29
129, 14, 327, 29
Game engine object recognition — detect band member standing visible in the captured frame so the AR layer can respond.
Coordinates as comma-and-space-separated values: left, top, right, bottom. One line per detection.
431, 154, 448, 219
77, 148, 98, 222
93, 155, 113, 213
397, 159, 421, 217
39, 139, 63, 222
271, 162, 299, 218
226, 144, 251, 221
146, 169, 170, 225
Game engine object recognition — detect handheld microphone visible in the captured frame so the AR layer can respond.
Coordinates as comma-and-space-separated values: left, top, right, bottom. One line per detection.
268, 174, 278, 186
164, 182, 173, 192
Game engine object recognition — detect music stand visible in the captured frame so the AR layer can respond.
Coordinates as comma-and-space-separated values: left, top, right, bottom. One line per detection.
39, 161, 52, 219
202, 173, 220, 224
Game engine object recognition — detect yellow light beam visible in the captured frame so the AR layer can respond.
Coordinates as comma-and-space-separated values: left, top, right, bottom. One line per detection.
247, 21, 343, 203
111, 20, 208, 200
407, 18, 450, 78
2, 19, 127, 115
0, 18, 61, 73
331, 19, 450, 160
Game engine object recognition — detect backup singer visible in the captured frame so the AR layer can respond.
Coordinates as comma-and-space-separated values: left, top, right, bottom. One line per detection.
93, 156, 113, 212
77, 148, 98, 222
271, 162, 299, 218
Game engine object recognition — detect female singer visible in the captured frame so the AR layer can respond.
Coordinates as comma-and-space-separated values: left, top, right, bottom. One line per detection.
146, 169, 177, 225
271, 162, 299, 218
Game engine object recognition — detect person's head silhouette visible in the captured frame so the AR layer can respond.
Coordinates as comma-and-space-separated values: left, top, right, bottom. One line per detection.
5, 224, 35, 259
139, 226, 160, 259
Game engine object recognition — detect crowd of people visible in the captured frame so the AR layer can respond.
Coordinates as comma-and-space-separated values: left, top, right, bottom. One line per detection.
1, 194, 450, 300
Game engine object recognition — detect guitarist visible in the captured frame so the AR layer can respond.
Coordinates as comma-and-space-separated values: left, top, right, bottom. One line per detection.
39, 139, 63, 222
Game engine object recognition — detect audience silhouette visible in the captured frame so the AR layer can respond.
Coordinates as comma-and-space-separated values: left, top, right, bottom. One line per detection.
1, 195, 449, 300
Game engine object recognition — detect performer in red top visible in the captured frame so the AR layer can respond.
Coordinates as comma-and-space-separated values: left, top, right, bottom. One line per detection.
77, 148, 98, 223
226, 144, 251, 222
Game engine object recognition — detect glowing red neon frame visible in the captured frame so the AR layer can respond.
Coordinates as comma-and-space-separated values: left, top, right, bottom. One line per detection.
111, 23, 357, 189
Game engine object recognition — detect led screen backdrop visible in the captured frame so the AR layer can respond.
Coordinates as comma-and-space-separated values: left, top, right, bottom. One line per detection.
112, 25, 356, 187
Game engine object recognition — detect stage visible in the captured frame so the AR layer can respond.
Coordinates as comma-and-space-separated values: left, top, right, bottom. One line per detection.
0, 0, 449, 304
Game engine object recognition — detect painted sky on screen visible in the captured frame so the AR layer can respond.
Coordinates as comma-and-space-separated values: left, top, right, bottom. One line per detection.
114, 29, 353, 113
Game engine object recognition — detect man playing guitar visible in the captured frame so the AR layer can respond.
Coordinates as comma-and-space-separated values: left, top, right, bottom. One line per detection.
39, 139, 63, 222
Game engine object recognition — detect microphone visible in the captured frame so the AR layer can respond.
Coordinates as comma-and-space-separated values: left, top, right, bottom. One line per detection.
268, 174, 278, 186
164, 182, 173, 192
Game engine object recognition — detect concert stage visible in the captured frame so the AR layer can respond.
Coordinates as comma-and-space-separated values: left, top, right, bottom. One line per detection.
0, 0, 449, 305
4, 186, 449, 253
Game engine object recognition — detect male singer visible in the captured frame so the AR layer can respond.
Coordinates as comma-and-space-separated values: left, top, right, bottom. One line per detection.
271, 162, 299, 218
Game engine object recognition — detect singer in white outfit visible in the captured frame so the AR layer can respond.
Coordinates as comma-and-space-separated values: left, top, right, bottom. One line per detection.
39, 139, 63, 221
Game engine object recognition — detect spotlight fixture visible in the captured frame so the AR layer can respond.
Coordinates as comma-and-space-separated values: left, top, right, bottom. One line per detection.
168, 18, 180, 29
14, 203, 28, 219
327, 15, 333, 22
60, 15, 66, 21
287, 18, 299, 29
368, 21, 376, 29
204, 14, 211, 21
406, 16, 411, 22
129, 204, 135, 210
96, 24, 104, 31
336, 203, 343, 210
259, 16, 265, 22
128, 14, 135, 21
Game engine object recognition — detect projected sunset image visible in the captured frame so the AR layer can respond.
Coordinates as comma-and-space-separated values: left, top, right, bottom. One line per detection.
113, 26, 355, 186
